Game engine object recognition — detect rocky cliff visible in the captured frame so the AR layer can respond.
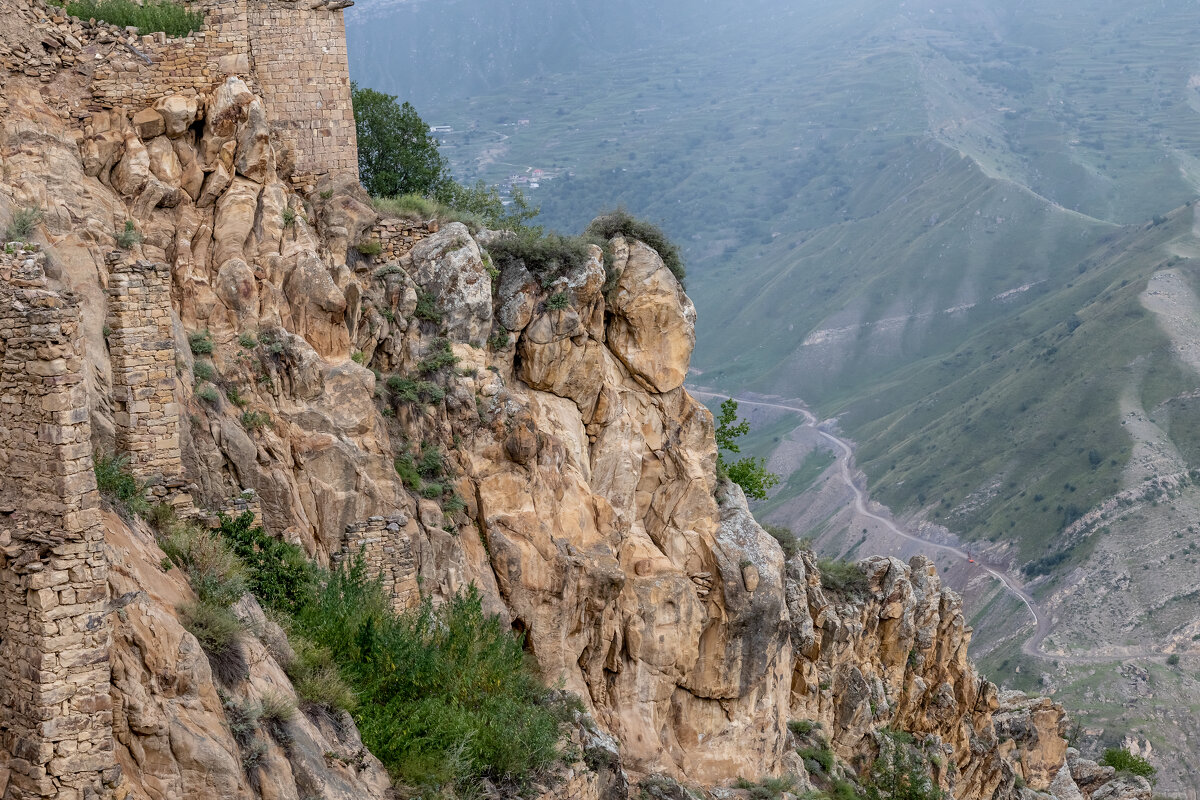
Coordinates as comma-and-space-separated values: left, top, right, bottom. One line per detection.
0, 2, 1152, 798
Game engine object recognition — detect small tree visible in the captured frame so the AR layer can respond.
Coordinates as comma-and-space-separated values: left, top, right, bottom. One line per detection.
715, 398, 780, 501
352, 84, 448, 198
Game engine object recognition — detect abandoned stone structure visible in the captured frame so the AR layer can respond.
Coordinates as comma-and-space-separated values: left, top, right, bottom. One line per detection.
104, 259, 190, 511
0, 249, 115, 800
334, 515, 420, 612
89, 0, 358, 187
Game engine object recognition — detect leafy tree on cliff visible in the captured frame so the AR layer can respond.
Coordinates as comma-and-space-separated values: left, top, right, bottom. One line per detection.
352, 83, 449, 197
715, 398, 780, 501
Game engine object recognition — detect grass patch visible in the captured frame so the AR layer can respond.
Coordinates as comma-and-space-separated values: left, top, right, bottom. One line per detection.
240, 410, 271, 434
415, 337, 459, 375
115, 220, 142, 249
53, 0, 203, 36
180, 600, 247, 685
386, 375, 446, 405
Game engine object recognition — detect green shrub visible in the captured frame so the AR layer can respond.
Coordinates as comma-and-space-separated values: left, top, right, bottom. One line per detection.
414, 290, 442, 323
546, 292, 570, 310
238, 333, 257, 349
1166, 653, 1181, 666
159, 521, 247, 607
282, 207, 296, 227
788, 719, 819, 737
188, 330, 214, 355
764, 524, 799, 559
196, 383, 219, 404
93, 450, 148, 517
488, 331, 511, 350
395, 451, 423, 491
180, 600, 247, 685
4, 206, 42, 241
734, 775, 796, 800
293, 569, 566, 793
55, 0, 203, 36
487, 231, 593, 283
351, 350, 366, 364
225, 386, 247, 408
115, 220, 142, 249
416, 338, 459, 375
799, 744, 834, 773
216, 511, 317, 616
420, 482, 445, 499
355, 239, 383, 257
818, 558, 870, 598
287, 635, 357, 713
1099, 748, 1156, 778
586, 208, 685, 284
193, 359, 214, 382
240, 410, 271, 433
386, 375, 445, 405
865, 731, 944, 800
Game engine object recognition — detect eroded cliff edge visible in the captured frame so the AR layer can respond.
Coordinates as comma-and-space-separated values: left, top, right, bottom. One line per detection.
0, 1, 1153, 798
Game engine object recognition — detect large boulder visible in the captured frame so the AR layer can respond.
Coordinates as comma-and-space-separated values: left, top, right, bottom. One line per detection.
605, 236, 696, 393
411, 222, 493, 344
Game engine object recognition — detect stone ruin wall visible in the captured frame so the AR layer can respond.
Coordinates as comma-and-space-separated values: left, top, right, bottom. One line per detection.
334, 515, 420, 613
363, 218, 440, 265
87, 0, 357, 188
0, 248, 115, 799
104, 258, 191, 512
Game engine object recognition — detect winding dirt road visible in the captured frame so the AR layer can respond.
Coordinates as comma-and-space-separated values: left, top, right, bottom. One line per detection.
686, 387, 1154, 663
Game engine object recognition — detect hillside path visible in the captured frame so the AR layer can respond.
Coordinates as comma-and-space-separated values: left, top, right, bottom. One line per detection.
687, 387, 1163, 664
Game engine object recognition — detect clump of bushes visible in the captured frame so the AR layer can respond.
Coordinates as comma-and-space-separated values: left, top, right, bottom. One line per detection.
188, 329, 214, 355
1099, 748, 1155, 778
764, 524, 801, 559
52, 0, 203, 36
414, 290, 442, 323
93, 450, 149, 518
240, 410, 271, 433
586, 208, 685, 284
386, 375, 445, 406
733, 775, 796, 800
817, 558, 870, 598
486, 231, 594, 285
415, 337, 458, 375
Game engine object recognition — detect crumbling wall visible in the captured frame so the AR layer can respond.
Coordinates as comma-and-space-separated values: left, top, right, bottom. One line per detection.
105, 258, 191, 511
335, 515, 420, 612
363, 218, 439, 265
0, 248, 115, 800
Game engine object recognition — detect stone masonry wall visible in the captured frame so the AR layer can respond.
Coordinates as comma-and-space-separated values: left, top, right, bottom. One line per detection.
247, 0, 359, 188
334, 515, 419, 612
82, 0, 357, 189
364, 218, 439, 265
105, 258, 191, 511
0, 247, 115, 800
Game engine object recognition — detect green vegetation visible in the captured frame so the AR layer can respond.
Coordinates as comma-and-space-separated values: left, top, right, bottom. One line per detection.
386, 375, 445, 406
188, 330, 214, 355
715, 399, 779, 500
196, 383, 219, 404
53, 0, 203, 36
240, 410, 271, 433
115, 220, 142, 249
414, 290, 442, 323
1099, 748, 1156, 779
4, 206, 41, 241
192, 360, 214, 383
817, 558, 869, 598
356, 239, 383, 257
415, 337, 459, 375
865, 731, 945, 800
93, 450, 148, 518
585, 208, 684, 284
763, 524, 801, 560
546, 292, 570, 310
733, 776, 796, 800
353, 84, 448, 198
486, 231, 593, 284
237, 333, 257, 349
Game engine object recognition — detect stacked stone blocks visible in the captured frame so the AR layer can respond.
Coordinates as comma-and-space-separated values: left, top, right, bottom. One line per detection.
334, 515, 420, 612
364, 218, 439, 266
85, 0, 357, 188
0, 247, 115, 799
105, 258, 190, 510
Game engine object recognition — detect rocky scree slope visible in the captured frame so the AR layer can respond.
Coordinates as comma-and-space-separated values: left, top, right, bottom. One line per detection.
0, 3, 1151, 797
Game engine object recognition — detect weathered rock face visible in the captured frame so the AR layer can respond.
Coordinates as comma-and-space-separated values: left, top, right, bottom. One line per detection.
0, 9, 1145, 798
